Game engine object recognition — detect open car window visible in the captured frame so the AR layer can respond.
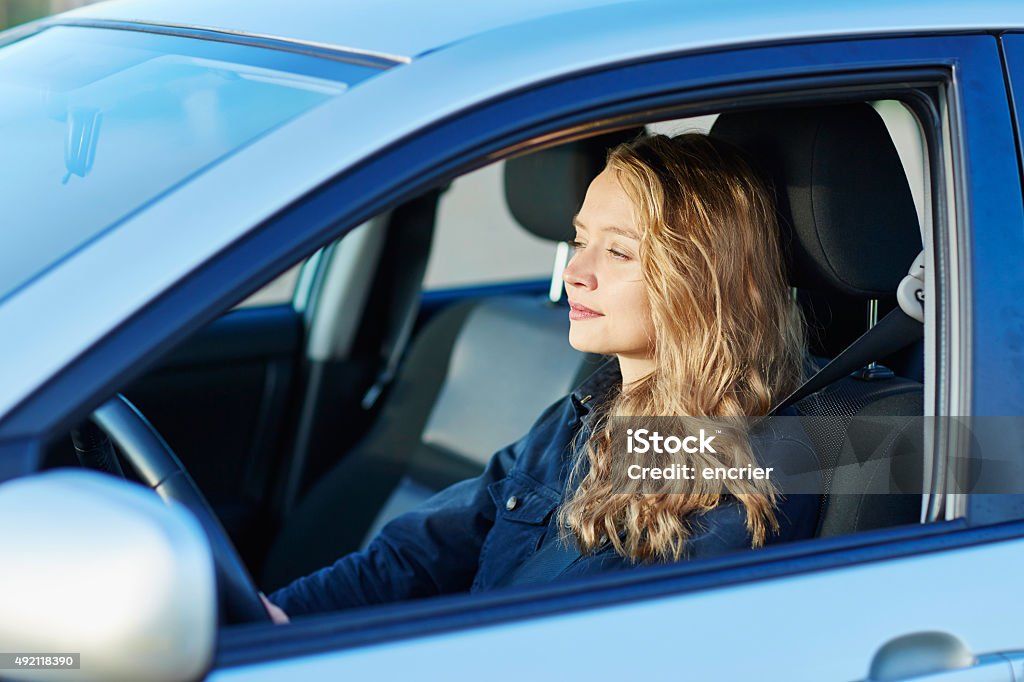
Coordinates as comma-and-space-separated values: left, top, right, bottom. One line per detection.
39, 93, 943, 610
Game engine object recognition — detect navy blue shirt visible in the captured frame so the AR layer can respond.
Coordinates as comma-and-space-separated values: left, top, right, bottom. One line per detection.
269, 359, 821, 616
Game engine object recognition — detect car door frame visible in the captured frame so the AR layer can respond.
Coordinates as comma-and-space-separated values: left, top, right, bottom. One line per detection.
193, 30, 1024, 678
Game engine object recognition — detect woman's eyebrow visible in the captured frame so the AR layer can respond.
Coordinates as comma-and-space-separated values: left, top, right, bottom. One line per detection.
572, 216, 639, 240
603, 226, 640, 240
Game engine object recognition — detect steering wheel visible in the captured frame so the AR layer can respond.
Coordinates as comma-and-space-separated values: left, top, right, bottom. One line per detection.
73, 394, 271, 624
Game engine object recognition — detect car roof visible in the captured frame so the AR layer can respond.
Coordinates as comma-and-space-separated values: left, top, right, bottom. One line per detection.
56, 0, 1024, 64
60, 0, 639, 62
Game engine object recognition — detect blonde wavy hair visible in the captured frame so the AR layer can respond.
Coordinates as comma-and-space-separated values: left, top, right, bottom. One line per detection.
558, 132, 806, 562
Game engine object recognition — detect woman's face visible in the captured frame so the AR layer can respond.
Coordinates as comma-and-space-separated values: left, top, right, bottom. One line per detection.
563, 167, 656, 368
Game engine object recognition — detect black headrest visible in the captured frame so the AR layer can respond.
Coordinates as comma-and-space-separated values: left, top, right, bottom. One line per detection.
504, 128, 643, 242
711, 104, 921, 299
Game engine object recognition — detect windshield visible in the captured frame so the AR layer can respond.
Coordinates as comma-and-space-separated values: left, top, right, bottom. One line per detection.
0, 26, 374, 304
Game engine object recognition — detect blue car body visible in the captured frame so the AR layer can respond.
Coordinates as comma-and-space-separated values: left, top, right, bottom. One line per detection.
2, 1, 1024, 680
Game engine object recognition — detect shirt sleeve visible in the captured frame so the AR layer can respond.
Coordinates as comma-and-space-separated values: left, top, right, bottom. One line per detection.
267, 398, 568, 616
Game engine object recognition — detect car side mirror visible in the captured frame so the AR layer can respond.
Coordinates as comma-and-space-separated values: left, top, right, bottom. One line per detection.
0, 470, 216, 682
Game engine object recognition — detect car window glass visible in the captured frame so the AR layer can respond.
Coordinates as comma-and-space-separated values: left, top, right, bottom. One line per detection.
0, 26, 366, 304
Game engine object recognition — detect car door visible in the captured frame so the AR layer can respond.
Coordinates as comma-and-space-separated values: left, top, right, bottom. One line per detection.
203, 31, 1024, 682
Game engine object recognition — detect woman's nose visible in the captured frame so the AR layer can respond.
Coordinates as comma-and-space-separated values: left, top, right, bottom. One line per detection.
562, 248, 596, 289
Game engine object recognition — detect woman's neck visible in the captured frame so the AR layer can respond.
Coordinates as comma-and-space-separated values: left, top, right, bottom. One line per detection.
617, 355, 656, 394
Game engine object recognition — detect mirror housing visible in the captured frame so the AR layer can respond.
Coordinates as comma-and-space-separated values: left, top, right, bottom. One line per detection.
0, 470, 216, 682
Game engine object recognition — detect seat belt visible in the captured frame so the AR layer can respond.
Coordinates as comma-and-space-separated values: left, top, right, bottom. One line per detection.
770, 307, 922, 416
770, 252, 926, 416
361, 301, 419, 410
360, 189, 443, 410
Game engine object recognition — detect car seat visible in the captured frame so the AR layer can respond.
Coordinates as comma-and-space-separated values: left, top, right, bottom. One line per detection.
712, 102, 926, 537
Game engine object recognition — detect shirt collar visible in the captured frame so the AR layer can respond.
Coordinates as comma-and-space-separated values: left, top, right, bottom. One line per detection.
570, 356, 621, 414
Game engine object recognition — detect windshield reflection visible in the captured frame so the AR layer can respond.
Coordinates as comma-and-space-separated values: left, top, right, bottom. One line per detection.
0, 25, 367, 304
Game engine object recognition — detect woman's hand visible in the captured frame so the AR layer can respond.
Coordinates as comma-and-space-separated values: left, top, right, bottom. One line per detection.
259, 592, 290, 624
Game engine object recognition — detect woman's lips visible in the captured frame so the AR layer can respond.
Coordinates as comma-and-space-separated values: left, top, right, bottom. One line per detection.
569, 302, 604, 321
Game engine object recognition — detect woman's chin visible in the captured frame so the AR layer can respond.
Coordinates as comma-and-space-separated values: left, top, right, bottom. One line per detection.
568, 334, 604, 355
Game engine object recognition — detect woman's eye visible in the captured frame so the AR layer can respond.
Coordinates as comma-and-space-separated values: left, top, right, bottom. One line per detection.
568, 239, 585, 249
607, 249, 629, 260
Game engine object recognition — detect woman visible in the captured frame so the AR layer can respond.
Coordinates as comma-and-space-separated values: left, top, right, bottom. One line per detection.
262, 132, 820, 622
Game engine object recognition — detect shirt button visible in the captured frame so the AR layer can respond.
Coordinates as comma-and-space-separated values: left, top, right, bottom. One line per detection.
506, 496, 519, 511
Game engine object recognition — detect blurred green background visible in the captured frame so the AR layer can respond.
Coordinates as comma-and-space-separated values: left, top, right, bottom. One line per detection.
0, 0, 103, 31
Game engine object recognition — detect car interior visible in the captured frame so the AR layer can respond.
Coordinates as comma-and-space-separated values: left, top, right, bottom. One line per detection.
41, 96, 932, 610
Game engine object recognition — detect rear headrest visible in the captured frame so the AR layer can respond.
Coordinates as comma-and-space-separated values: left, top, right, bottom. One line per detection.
711, 104, 921, 299
504, 128, 643, 242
